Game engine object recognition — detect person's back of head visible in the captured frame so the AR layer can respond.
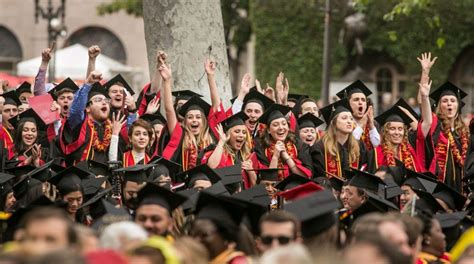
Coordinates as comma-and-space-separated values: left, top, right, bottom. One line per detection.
99, 221, 148, 251
343, 234, 412, 264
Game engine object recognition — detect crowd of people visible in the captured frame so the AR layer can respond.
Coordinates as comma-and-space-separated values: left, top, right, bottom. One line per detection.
0, 46, 473, 264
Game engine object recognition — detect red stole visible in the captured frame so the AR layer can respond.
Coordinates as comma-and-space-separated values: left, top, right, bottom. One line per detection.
201, 150, 236, 168
123, 151, 150, 167
324, 148, 358, 178
373, 144, 422, 172
360, 122, 374, 150
1, 126, 15, 159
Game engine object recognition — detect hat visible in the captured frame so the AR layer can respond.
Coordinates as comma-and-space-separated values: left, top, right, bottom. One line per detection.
195, 191, 247, 228
148, 156, 182, 182
136, 182, 187, 212
140, 113, 167, 126
433, 182, 466, 211
5, 164, 36, 178
351, 191, 398, 219
253, 168, 281, 183
8, 108, 48, 131
26, 159, 56, 182
336, 80, 372, 99
87, 82, 110, 102
394, 98, 419, 120
0, 173, 15, 197
412, 189, 443, 215
375, 104, 414, 128
172, 90, 203, 101
257, 104, 291, 126
80, 187, 113, 212
220, 112, 249, 133
2, 90, 21, 106
82, 177, 107, 197
89, 199, 131, 231
277, 181, 324, 201
430, 82, 467, 107
114, 164, 153, 183
177, 188, 199, 215
48, 166, 92, 194
328, 175, 346, 192
242, 89, 274, 111
383, 177, 403, 200
103, 74, 135, 95
284, 190, 341, 239
297, 113, 324, 129
12, 176, 42, 201
346, 168, 386, 194
76, 160, 111, 178
319, 98, 352, 125
403, 169, 438, 193
48, 78, 79, 99
202, 181, 230, 196
288, 93, 308, 103
213, 165, 243, 187
176, 164, 222, 188
233, 184, 271, 208
178, 96, 211, 117
16, 81, 32, 95
275, 174, 312, 191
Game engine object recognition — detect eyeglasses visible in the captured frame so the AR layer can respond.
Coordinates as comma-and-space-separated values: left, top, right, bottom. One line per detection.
260, 235, 292, 245
89, 97, 111, 104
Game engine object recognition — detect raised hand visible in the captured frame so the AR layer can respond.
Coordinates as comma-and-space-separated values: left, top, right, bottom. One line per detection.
111, 111, 126, 135
216, 124, 230, 144
158, 64, 172, 81
255, 79, 263, 94
88, 45, 101, 59
241, 159, 253, 171
417, 52, 437, 73
86, 70, 102, 85
156, 50, 167, 67
366, 105, 374, 129
41, 48, 53, 63
275, 72, 285, 103
273, 140, 286, 158
265, 83, 276, 101
419, 79, 432, 98
205, 58, 217, 75
145, 97, 161, 114
240, 73, 251, 96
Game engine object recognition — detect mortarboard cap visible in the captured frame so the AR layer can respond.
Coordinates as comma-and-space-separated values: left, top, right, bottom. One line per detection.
80, 187, 113, 212
275, 174, 312, 191
284, 190, 341, 239
195, 191, 247, 228
375, 104, 414, 128
403, 169, 438, 193
90, 199, 131, 231
242, 89, 274, 111
319, 98, 352, 125
336, 80, 372, 99
12, 176, 42, 201
430, 82, 467, 108
253, 168, 281, 183
395, 98, 419, 120
148, 156, 181, 182
383, 177, 403, 199
48, 166, 92, 194
277, 181, 324, 201
178, 95, 211, 117
8, 108, 48, 131
257, 104, 291, 126
140, 113, 167, 126
5, 164, 36, 178
233, 184, 271, 208
346, 168, 386, 194
0, 173, 15, 197
412, 189, 443, 215
103, 74, 135, 95
177, 188, 199, 215
288, 93, 308, 103
220, 112, 249, 133
82, 177, 107, 197
297, 113, 324, 129
177, 164, 222, 189
26, 159, 56, 182
202, 181, 230, 196
433, 182, 466, 211
172, 90, 202, 101
352, 191, 398, 220
1, 90, 22, 106
76, 160, 111, 178
435, 211, 468, 229
136, 182, 187, 212
213, 165, 243, 187
114, 164, 152, 184
48, 78, 79, 99
328, 175, 346, 192
16, 82, 32, 95
87, 82, 110, 102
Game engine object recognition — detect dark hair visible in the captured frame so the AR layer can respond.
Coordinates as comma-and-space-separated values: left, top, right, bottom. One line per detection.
297, 98, 317, 115
55, 88, 75, 98
417, 210, 434, 246
128, 119, 154, 148
259, 210, 300, 238
0, 190, 13, 211
21, 206, 78, 246
14, 118, 38, 155
261, 126, 297, 149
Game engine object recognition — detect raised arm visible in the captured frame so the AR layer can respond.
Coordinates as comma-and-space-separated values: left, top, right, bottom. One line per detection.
68, 71, 102, 129
86, 45, 101, 79
159, 62, 177, 134
150, 50, 167, 94
417, 52, 437, 105
34, 48, 52, 96
275, 72, 289, 105
417, 52, 436, 137
205, 59, 220, 111
232, 73, 251, 114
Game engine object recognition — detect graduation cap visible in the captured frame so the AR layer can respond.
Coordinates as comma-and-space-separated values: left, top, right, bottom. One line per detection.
234, 184, 271, 208
430, 82, 467, 107
140, 113, 167, 126
328, 175, 346, 192
26, 159, 56, 182
435, 211, 468, 251
319, 98, 352, 125
403, 169, 438, 193
275, 174, 312, 191
48, 166, 92, 194
90, 199, 131, 231
176, 188, 199, 215
257, 104, 291, 126
297, 113, 324, 129
1, 90, 22, 106
242, 89, 275, 111
76, 160, 111, 178
148, 156, 182, 182
284, 190, 341, 239
202, 181, 230, 196
412, 189, 443, 215
213, 165, 243, 187
5, 164, 36, 178
195, 191, 247, 228
346, 168, 386, 194
383, 177, 403, 200
48, 78, 79, 99
82, 177, 107, 198
12, 176, 42, 201
80, 187, 113, 211
277, 181, 324, 201
16, 81, 32, 95
114, 164, 152, 184
172, 90, 203, 101
433, 182, 466, 211
375, 104, 414, 128
395, 98, 419, 120
8, 108, 48, 131
136, 182, 187, 212
336, 80, 372, 99
176, 164, 221, 189
103, 74, 135, 95
352, 191, 398, 220
178, 95, 211, 117
0, 173, 15, 197
87, 82, 110, 102
220, 112, 249, 133
253, 168, 281, 183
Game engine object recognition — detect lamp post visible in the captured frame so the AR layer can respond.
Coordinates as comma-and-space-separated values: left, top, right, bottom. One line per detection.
34, 0, 67, 83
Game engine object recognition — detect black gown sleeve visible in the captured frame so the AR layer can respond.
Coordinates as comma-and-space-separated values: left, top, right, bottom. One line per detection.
310, 141, 326, 178
296, 140, 313, 177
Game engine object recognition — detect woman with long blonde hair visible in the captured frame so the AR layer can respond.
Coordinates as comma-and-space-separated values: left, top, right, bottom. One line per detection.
311, 99, 366, 178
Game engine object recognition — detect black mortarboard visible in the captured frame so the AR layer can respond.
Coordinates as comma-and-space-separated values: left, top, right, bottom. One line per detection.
412, 189, 442, 215
48, 166, 92, 194
430, 82, 467, 107
2, 90, 21, 106
148, 156, 181, 181
319, 98, 352, 125
375, 104, 414, 128
8, 108, 48, 131
328, 175, 346, 192
435, 211, 467, 251
403, 169, 438, 193
352, 191, 398, 219
76, 160, 111, 178
114, 164, 151, 184
140, 113, 167, 126
346, 169, 386, 194
176, 188, 199, 215
395, 98, 419, 120
257, 104, 291, 126
242, 89, 274, 111
16, 82, 32, 95
234, 184, 271, 208
81, 177, 107, 197
5, 164, 36, 178
253, 168, 281, 183
177, 164, 221, 188
383, 177, 403, 199
284, 190, 341, 239
336, 80, 372, 99
80, 187, 113, 212
87, 82, 110, 102
103, 74, 135, 95
0, 173, 15, 197
202, 181, 230, 196
172, 90, 203, 101
48, 78, 79, 99
136, 182, 187, 212
12, 176, 42, 201
178, 95, 211, 117
195, 191, 247, 228
26, 159, 56, 182
213, 165, 243, 187
288, 93, 308, 103
90, 199, 131, 231
275, 174, 312, 191
433, 182, 466, 211
297, 113, 324, 129
220, 112, 249, 133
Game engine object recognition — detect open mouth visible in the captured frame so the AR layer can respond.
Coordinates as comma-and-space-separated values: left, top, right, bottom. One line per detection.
304, 137, 313, 144
63, 105, 69, 111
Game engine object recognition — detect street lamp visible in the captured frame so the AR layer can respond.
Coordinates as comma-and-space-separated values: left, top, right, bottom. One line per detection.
34, 0, 67, 83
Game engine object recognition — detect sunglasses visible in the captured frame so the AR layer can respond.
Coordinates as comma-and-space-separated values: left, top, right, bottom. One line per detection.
260, 235, 292, 245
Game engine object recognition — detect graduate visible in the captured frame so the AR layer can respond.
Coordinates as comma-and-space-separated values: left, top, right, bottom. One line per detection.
140, 113, 167, 157
0, 173, 16, 212
297, 113, 324, 146
0, 90, 21, 159
311, 99, 367, 178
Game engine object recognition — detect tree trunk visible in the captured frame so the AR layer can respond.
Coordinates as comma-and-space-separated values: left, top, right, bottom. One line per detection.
142, 0, 232, 105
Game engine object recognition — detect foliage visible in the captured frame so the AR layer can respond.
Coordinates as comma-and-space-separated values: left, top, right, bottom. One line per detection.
97, 0, 143, 17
